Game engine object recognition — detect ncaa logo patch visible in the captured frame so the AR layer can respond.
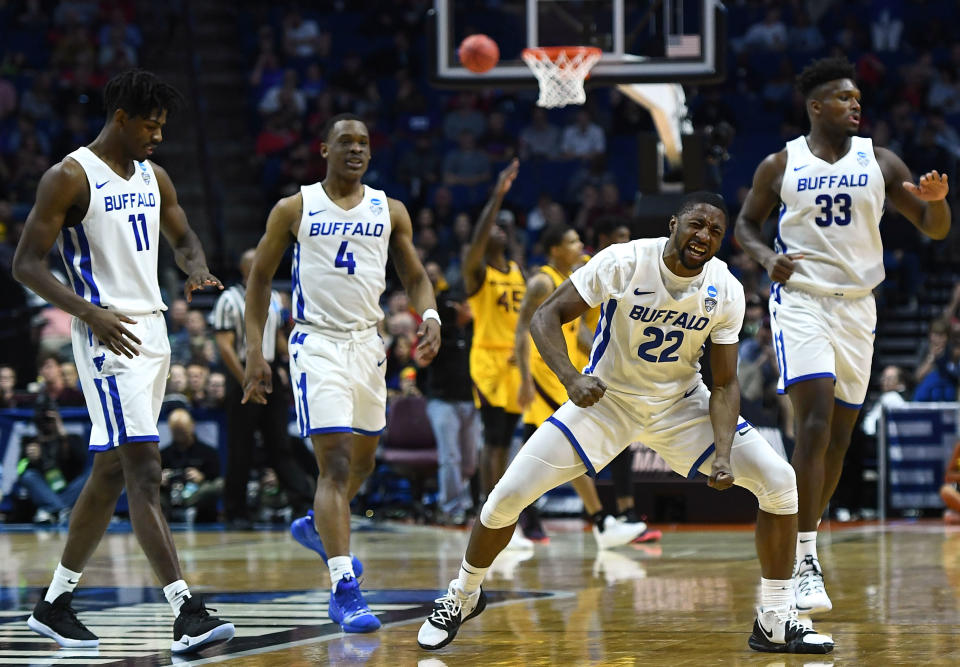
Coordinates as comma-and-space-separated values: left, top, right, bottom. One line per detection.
705, 285, 718, 313
856, 151, 870, 167
138, 161, 151, 185
369, 197, 383, 216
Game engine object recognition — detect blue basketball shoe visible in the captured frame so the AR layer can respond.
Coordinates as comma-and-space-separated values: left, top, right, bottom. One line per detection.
290, 510, 364, 577
329, 575, 381, 633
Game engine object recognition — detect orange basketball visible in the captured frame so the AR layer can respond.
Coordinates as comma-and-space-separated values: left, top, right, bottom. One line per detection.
458, 34, 500, 73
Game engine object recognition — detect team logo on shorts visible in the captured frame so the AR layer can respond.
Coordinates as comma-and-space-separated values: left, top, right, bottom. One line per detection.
856, 151, 870, 167
369, 197, 383, 216
704, 285, 718, 313
138, 161, 151, 185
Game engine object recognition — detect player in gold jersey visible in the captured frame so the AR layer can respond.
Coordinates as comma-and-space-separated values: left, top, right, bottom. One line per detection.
463, 161, 527, 546
514, 223, 648, 548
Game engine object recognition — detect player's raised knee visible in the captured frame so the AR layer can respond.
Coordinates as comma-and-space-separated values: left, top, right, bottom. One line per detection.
479, 484, 530, 529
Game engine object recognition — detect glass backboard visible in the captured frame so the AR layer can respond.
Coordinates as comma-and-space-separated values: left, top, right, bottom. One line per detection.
429, 0, 726, 88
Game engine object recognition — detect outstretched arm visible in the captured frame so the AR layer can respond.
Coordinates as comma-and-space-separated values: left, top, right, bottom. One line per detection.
242, 193, 298, 404
13, 159, 143, 358
389, 197, 440, 365
462, 159, 519, 295
877, 147, 951, 240
154, 163, 223, 302
734, 151, 804, 283
707, 342, 740, 490
514, 273, 554, 411
530, 280, 604, 407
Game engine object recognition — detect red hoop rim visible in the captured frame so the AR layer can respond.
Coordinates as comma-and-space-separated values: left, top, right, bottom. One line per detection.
521, 46, 603, 62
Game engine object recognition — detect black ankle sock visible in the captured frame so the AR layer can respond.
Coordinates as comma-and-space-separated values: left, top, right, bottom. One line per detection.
619, 508, 640, 523
590, 511, 605, 531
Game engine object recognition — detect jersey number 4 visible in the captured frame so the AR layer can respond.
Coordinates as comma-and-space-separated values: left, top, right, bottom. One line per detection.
335, 241, 356, 274
814, 193, 852, 227
637, 327, 684, 362
128, 213, 149, 251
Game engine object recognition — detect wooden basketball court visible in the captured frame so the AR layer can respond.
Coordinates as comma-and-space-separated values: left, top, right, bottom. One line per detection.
1, 519, 958, 665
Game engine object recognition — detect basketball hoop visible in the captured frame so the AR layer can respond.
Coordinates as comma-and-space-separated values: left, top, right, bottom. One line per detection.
521, 46, 602, 109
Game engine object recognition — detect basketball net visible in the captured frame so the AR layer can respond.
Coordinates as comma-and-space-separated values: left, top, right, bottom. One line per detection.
521, 46, 602, 108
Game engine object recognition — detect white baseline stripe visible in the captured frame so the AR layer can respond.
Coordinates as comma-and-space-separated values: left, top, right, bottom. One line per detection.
161, 591, 574, 667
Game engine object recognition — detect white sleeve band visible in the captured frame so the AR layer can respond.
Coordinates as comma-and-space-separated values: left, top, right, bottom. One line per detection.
422, 308, 441, 326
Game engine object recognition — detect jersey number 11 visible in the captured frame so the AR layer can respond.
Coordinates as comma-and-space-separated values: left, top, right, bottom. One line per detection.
128, 213, 149, 251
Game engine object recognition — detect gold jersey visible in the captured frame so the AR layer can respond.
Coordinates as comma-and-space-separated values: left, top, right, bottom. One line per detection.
467, 261, 526, 350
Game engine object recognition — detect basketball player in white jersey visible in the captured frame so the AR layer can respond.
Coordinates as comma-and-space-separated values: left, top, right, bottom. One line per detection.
12, 70, 234, 653
419, 192, 833, 654
242, 113, 440, 633
735, 57, 951, 616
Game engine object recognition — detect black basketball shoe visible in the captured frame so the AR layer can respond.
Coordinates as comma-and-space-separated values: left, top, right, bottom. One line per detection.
27, 588, 99, 648
171, 595, 235, 654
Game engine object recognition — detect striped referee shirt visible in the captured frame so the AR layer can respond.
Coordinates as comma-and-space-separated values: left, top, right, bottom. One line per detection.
209, 284, 284, 363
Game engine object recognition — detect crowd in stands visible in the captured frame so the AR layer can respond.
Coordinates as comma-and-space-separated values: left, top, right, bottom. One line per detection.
2, 0, 960, 524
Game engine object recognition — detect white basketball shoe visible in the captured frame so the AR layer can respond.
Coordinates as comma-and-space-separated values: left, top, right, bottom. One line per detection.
794, 555, 833, 616
748, 606, 834, 653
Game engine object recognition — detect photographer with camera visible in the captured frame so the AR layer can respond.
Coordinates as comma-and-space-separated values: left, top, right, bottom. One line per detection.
16, 395, 89, 523
159, 409, 222, 523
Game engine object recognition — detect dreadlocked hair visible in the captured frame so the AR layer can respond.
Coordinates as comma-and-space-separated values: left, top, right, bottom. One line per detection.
103, 69, 184, 119
796, 57, 856, 98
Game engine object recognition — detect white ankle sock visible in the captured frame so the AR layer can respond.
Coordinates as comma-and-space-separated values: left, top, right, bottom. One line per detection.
760, 577, 794, 611
45, 563, 82, 603
457, 559, 488, 595
163, 579, 191, 617
328, 556, 355, 591
797, 531, 818, 562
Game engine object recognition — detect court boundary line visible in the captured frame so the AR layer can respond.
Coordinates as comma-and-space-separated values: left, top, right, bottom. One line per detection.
160, 589, 575, 667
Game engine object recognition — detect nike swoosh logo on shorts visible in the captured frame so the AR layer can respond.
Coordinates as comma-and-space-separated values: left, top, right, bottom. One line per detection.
95, 180, 110, 188
634, 289, 654, 296
737, 427, 751, 436
308, 209, 325, 216
682, 387, 697, 399
377, 358, 386, 366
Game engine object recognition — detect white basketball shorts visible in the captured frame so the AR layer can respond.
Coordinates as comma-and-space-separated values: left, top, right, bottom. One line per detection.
72, 311, 170, 451
769, 284, 876, 408
543, 383, 790, 503
288, 325, 387, 437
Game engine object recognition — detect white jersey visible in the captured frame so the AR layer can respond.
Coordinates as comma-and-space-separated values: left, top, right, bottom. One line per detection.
292, 183, 391, 331
777, 135, 886, 296
570, 238, 744, 399
59, 147, 164, 314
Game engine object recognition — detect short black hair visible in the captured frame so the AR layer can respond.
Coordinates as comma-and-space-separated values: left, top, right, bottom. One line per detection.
540, 223, 572, 253
103, 69, 183, 119
796, 57, 856, 98
676, 191, 728, 221
322, 113, 364, 142
594, 215, 631, 240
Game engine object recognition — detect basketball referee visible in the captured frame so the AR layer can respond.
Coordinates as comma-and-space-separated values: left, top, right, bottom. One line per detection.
211, 249, 314, 528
